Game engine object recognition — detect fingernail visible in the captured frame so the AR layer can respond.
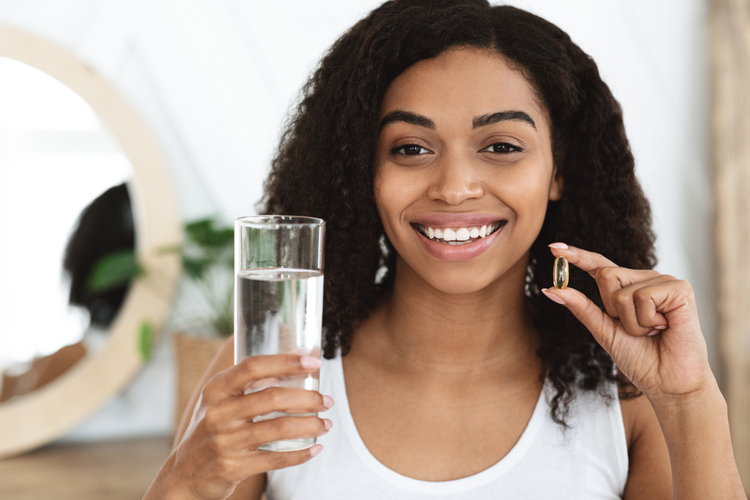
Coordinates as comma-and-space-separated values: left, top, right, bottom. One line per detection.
647, 329, 661, 336
653, 325, 668, 330
549, 242, 569, 249
324, 418, 332, 430
309, 444, 323, 457
542, 288, 566, 305
322, 395, 334, 408
300, 356, 322, 369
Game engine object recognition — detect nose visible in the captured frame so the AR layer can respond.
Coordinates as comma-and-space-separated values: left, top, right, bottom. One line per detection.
427, 156, 484, 206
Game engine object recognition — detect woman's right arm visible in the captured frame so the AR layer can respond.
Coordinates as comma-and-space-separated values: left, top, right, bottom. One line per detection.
143, 340, 332, 500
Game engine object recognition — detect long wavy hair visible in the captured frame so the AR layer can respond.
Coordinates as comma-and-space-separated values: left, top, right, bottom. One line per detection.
262, 0, 655, 424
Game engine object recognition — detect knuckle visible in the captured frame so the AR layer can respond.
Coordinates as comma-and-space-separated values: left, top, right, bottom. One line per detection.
264, 387, 284, 407
216, 455, 240, 478
632, 287, 649, 305
597, 266, 616, 282
314, 392, 326, 407
202, 407, 223, 433
268, 416, 294, 435
212, 432, 232, 451
239, 356, 262, 379
611, 289, 629, 308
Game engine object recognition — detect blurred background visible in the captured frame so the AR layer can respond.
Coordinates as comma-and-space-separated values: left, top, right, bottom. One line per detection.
1, 0, 742, 497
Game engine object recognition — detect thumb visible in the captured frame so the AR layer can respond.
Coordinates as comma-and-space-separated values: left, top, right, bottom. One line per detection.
542, 287, 618, 355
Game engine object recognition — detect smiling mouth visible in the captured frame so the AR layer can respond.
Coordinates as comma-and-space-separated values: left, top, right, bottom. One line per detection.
413, 221, 506, 245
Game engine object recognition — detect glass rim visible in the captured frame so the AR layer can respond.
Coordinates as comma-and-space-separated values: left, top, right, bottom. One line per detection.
235, 215, 324, 227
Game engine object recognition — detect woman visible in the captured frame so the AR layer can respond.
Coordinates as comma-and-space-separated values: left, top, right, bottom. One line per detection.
145, 1, 746, 498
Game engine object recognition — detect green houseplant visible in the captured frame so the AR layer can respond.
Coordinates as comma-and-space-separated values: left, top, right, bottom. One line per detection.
87, 217, 235, 358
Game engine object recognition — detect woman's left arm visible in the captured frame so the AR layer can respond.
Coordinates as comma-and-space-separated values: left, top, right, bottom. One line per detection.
542, 243, 746, 500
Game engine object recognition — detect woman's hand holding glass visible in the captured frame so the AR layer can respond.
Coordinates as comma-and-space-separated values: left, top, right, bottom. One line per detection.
159, 354, 332, 500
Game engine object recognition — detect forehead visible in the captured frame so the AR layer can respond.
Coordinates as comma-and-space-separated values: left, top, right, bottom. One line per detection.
380, 47, 547, 126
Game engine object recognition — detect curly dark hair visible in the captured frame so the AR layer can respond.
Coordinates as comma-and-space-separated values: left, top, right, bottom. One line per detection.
262, 0, 656, 424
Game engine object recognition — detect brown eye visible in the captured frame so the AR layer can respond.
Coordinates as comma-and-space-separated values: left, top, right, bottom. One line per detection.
393, 144, 429, 155
481, 142, 522, 154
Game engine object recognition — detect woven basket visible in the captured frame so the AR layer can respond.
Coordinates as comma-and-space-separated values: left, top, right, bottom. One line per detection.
172, 332, 226, 430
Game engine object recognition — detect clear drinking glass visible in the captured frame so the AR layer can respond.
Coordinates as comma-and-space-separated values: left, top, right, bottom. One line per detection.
234, 215, 325, 451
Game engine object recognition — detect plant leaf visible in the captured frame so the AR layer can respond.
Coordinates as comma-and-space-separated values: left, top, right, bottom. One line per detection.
138, 320, 154, 361
182, 256, 212, 279
86, 249, 142, 292
185, 218, 233, 247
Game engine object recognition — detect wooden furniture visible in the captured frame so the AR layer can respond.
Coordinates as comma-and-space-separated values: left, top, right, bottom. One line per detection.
0, 436, 172, 500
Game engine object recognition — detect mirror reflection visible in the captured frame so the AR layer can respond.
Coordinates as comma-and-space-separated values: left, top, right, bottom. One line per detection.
0, 56, 134, 402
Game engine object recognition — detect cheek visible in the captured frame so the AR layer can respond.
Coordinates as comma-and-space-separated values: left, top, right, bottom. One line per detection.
491, 165, 554, 225
374, 167, 421, 231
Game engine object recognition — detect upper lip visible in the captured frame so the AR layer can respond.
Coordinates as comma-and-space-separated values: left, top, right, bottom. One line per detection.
410, 213, 506, 228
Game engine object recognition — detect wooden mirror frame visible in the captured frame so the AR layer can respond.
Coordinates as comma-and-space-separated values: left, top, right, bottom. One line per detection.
0, 24, 183, 458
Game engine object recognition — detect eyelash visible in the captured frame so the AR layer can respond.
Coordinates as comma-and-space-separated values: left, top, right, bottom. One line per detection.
390, 142, 523, 156
481, 142, 523, 154
392, 144, 431, 156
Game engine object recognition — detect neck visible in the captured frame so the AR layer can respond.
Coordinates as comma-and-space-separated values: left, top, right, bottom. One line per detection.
353, 254, 541, 379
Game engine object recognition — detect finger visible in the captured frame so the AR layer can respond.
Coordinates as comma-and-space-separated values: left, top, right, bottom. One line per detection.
549, 243, 661, 316
247, 415, 331, 450
211, 354, 322, 398
549, 242, 661, 286
227, 388, 334, 421
255, 444, 324, 472
611, 276, 673, 335
548, 242, 618, 280
542, 286, 621, 356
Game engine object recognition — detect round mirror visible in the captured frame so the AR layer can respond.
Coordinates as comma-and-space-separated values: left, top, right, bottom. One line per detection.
0, 24, 182, 458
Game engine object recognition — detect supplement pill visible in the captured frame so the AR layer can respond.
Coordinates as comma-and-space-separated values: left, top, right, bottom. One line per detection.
553, 256, 569, 289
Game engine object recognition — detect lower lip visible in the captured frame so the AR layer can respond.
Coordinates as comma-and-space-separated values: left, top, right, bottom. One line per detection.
415, 224, 504, 261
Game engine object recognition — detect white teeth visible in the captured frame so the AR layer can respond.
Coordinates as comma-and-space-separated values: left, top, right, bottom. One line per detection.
419, 222, 502, 243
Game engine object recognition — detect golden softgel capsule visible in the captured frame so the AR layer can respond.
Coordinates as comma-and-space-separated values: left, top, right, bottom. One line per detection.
553, 256, 569, 289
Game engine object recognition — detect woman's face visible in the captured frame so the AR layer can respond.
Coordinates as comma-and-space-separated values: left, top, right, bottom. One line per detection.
374, 47, 561, 295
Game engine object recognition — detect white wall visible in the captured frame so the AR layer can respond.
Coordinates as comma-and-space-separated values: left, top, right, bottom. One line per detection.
0, 0, 713, 440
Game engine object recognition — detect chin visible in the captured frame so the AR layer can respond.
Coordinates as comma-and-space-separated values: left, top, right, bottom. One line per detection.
418, 266, 504, 297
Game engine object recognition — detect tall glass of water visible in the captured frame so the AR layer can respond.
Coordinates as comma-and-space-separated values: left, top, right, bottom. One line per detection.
234, 215, 325, 452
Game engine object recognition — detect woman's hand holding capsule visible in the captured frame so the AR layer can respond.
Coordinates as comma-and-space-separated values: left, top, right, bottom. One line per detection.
144, 354, 333, 500
541, 243, 748, 499
541, 243, 713, 402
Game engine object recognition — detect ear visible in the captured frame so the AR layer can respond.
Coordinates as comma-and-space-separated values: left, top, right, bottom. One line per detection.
548, 169, 563, 201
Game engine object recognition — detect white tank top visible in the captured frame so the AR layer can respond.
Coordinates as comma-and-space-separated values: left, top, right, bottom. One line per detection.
266, 355, 628, 499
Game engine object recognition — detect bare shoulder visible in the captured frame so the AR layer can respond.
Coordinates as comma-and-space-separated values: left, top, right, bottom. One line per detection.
619, 393, 673, 499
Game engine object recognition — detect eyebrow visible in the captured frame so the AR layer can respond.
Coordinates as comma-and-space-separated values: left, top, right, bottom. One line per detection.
379, 109, 536, 131
380, 110, 435, 130
473, 111, 536, 129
